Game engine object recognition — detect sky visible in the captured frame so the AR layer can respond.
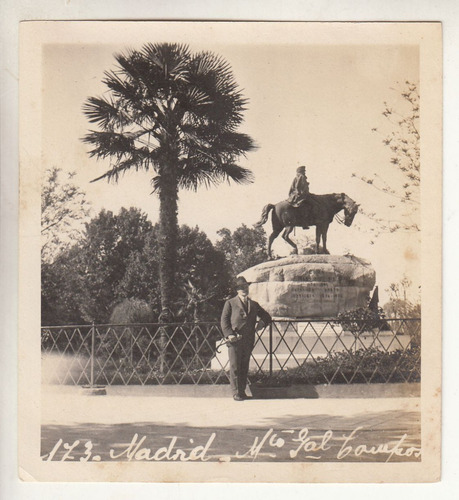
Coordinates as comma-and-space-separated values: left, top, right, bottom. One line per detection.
42, 31, 420, 303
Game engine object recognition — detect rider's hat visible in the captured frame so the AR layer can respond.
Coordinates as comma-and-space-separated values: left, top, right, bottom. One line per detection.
296, 165, 306, 174
235, 276, 250, 290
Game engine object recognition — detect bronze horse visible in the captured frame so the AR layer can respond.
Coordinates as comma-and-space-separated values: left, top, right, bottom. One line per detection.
254, 193, 359, 259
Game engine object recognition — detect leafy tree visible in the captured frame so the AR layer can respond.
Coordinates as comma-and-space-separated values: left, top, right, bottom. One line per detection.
116, 230, 161, 312
82, 43, 255, 321
41, 207, 153, 324
354, 81, 420, 237
42, 210, 232, 325
175, 225, 231, 320
383, 276, 421, 319
216, 224, 268, 276
41, 246, 89, 325
383, 299, 421, 319
41, 167, 91, 263
118, 224, 232, 322
78, 208, 154, 322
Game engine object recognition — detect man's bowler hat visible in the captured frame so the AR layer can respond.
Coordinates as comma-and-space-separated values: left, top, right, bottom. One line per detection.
235, 276, 250, 290
296, 166, 306, 173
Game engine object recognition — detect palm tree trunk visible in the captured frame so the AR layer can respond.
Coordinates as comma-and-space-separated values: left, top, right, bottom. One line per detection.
158, 166, 179, 323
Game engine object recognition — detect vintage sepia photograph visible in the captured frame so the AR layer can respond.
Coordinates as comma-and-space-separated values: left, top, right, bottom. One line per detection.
18, 21, 441, 482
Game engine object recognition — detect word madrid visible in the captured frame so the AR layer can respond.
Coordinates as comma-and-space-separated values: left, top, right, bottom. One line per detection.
42, 427, 421, 463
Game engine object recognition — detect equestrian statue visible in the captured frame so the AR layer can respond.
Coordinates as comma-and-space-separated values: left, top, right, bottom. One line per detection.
254, 166, 359, 259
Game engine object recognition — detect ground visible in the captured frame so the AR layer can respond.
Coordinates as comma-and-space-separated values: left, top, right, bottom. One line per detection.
41, 385, 421, 463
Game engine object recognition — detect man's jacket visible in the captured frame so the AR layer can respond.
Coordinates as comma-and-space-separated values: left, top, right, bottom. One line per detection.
220, 296, 272, 340
288, 174, 310, 207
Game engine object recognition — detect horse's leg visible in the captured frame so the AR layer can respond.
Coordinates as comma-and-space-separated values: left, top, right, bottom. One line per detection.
322, 224, 330, 254
267, 210, 284, 260
282, 226, 298, 254
268, 227, 282, 260
315, 225, 321, 254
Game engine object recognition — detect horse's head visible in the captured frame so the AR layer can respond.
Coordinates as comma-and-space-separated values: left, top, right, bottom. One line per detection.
341, 194, 360, 226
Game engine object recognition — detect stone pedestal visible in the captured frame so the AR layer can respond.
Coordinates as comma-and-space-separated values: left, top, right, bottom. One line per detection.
239, 255, 376, 318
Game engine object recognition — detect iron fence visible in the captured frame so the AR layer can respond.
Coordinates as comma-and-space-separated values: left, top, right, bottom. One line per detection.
41, 318, 421, 386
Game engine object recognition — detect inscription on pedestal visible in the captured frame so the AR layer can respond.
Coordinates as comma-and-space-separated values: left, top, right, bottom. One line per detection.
290, 283, 342, 302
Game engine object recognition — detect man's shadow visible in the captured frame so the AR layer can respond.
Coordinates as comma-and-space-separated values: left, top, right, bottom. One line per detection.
249, 384, 319, 399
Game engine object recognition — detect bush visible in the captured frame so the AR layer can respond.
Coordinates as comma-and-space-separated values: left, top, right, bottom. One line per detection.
109, 298, 156, 324
336, 307, 389, 334
250, 346, 421, 385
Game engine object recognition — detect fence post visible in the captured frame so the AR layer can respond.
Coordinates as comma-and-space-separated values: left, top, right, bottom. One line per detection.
90, 321, 95, 387
81, 323, 106, 396
269, 322, 273, 381
194, 325, 199, 369
159, 325, 167, 377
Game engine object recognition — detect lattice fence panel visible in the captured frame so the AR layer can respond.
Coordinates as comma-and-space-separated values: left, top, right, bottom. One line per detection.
42, 318, 420, 386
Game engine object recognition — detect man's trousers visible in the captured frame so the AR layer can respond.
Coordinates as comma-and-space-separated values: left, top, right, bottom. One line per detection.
227, 340, 253, 396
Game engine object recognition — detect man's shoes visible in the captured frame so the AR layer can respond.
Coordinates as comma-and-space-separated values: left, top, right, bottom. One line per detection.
302, 226, 310, 230
233, 392, 251, 401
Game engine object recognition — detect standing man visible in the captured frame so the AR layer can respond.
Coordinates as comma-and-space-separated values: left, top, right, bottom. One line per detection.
288, 165, 311, 229
221, 276, 272, 401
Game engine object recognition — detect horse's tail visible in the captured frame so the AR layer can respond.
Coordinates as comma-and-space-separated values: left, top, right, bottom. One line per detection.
254, 204, 275, 227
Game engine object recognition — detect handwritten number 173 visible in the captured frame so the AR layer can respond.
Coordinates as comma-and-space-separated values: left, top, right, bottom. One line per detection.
41, 439, 101, 462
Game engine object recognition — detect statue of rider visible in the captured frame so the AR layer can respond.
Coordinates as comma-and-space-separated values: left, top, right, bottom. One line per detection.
287, 165, 311, 229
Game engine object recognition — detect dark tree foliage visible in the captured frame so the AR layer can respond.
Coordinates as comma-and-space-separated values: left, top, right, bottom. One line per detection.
42, 207, 232, 325
176, 225, 232, 321
215, 224, 268, 277
118, 224, 232, 322
42, 208, 153, 324
42, 246, 89, 326
79, 208, 154, 322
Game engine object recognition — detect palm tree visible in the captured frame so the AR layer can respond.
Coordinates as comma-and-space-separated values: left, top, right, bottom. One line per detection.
82, 43, 255, 321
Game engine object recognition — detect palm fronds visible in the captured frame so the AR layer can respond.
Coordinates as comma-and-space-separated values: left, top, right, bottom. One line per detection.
82, 43, 255, 191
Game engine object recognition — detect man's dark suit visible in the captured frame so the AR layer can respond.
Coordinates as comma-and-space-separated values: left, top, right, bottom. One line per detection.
220, 296, 271, 397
